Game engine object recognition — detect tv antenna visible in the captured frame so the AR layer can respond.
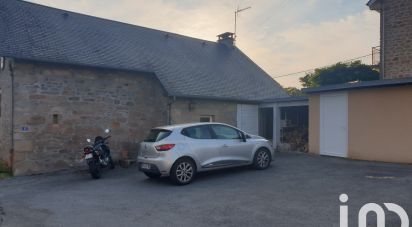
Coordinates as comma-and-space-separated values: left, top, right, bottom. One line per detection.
234, 6, 251, 41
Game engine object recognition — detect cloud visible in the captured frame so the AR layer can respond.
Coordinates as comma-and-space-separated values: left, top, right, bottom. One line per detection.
27, 0, 379, 88
237, 9, 380, 87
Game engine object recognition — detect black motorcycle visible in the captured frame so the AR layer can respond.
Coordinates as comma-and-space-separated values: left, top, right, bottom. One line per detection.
83, 129, 115, 179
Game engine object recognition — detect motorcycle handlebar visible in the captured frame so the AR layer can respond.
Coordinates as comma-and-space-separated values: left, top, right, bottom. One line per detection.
92, 136, 111, 147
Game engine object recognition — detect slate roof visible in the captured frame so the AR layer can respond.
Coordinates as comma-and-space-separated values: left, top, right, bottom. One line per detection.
0, 0, 288, 102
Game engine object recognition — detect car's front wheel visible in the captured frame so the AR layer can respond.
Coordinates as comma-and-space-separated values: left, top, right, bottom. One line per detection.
253, 148, 271, 170
170, 158, 196, 185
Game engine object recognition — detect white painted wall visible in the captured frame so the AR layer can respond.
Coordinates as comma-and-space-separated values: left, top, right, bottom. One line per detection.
236, 104, 259, 135
320, 92, 348, 157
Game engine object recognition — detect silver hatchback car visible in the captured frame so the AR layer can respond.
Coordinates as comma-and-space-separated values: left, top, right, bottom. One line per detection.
137, 123, 274, 185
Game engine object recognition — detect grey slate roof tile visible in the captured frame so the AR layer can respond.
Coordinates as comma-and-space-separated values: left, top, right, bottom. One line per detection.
0, 0, 289, 101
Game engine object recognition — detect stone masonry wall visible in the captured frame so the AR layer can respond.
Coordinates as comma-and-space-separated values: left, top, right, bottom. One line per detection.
382, 0, 412, 78
11, 61, 168, 175
170, 98, 237, 126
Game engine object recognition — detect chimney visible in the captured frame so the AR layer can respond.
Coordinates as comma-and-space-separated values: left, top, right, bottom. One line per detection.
217, 32, 235, 47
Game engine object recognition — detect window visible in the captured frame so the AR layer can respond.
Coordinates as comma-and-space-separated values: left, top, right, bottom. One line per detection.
144, 129, 172, 142
199, 115, 214, 122
210, 125, 241, 140
52, 114, 59, 124
181, 125, 213, 139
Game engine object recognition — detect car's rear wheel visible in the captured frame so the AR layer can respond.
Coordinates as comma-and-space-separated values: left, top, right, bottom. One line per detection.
253, 148, 271, 170
170, 158, 196, 185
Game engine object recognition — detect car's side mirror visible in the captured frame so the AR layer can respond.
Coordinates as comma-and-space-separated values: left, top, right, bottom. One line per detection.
241, 133, 247, 142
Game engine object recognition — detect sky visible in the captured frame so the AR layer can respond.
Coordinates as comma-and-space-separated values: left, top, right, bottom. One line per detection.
27, 0, 380, 88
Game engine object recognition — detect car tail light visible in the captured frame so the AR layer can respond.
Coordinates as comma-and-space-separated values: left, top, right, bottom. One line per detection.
84, 147, 93, 154
155, 144, 175, 151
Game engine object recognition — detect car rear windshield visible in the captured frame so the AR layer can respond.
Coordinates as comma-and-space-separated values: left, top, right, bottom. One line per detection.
144, 129, 172, 142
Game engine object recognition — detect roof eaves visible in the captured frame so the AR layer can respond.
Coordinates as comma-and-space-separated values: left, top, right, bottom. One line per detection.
303, 77, 412, 94
8, 55, 155, 75
260, 96, 308, 103
168, 94, 263, 104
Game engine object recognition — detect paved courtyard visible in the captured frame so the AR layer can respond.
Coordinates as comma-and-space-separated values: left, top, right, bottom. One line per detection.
0, 152, 411, 227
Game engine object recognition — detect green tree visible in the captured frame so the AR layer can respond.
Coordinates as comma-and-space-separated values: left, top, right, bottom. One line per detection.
284, 87, 305, 96
299, 61, 379, 88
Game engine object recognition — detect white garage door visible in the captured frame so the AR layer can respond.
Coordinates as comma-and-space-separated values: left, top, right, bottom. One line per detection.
237, 104, 259, 135
320, 93, 348, 157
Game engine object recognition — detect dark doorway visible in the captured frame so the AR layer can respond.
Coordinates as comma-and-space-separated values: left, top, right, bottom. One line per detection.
259, 108, 273, 141
279, 106, 308, 152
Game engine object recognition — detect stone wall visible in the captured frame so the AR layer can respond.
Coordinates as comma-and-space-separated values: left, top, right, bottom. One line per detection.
381, 0, 412, 78
170, 98, 237, 126
11, 60, 168, 175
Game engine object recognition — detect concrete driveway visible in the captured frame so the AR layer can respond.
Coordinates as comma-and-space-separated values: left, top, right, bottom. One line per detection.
0, 152, 411, 227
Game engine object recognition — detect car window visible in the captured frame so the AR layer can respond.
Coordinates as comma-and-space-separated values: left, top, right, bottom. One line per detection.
210, 125, 241, 140
144, 129, 172, 142
181, 125, 213, 139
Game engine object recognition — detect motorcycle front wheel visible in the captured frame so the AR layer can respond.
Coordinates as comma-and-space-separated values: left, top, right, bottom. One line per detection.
88, 160, 101, 179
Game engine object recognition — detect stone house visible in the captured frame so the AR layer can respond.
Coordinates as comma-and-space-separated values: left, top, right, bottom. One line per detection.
304, 0, 412, 163
0, 1, 298, 175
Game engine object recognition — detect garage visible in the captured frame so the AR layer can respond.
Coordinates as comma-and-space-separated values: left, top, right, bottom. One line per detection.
305, 78, 412, 163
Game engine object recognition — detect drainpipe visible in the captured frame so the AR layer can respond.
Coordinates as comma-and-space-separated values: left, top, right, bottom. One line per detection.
167, 96, 176, 125
380, 8, 385, 78
8, 59, 15, 172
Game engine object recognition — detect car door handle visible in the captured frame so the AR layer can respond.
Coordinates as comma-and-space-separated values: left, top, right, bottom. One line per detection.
222, 144, 229, 148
